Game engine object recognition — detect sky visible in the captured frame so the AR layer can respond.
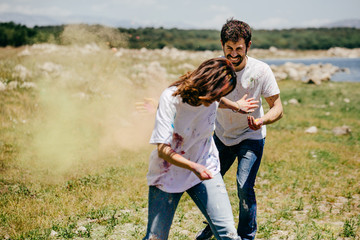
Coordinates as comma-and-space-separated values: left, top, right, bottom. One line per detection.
0, 0, 360, 30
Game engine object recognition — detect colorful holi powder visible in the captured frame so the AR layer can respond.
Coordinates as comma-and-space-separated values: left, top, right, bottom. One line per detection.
163, 160, 171, 170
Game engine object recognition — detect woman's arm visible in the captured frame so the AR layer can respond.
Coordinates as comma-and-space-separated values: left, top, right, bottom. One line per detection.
219, 94, 259, 113
157, 143, 213, 180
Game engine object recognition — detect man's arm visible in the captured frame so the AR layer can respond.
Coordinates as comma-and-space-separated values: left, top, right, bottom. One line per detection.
248, 94, 283, 130
262, 94, 283, 124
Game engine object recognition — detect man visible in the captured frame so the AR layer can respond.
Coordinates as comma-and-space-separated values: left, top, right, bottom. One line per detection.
196, 18, 283, 240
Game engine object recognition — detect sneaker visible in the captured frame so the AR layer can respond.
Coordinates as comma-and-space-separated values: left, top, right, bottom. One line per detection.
195, 222, 213, 240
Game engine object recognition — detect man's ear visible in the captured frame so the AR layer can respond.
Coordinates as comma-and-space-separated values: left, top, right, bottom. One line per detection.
247, 40, 252, 50
221, 40, 225, 52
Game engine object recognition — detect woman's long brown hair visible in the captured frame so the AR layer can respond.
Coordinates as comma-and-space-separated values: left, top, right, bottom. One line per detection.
170, 57, 237, 106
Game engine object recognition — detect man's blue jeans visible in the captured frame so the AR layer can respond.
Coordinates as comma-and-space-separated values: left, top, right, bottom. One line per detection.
143, 173, 240, 240
214, 134, 265, 240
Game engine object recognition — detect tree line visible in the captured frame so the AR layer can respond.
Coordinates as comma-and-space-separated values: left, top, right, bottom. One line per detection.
1, 21, 360, 50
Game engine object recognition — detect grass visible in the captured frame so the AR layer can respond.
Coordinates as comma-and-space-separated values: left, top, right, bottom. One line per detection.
0, 44, 359, 239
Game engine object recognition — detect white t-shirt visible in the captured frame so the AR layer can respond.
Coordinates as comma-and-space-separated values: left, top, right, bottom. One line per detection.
215, 56, 280, 146
147, 86, 220, 193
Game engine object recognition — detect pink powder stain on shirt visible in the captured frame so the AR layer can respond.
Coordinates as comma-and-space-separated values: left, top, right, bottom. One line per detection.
173, 133, 184, 150
163, 160, 171, 172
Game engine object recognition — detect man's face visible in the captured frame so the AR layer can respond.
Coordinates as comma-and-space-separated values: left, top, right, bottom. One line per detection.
222, 39, 250, 71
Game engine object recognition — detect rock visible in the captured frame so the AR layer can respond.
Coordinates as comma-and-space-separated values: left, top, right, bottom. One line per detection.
50, 230, 58, 237
39, 62, 63, 73
287, 67, 301, 81
269, 46, 278, 52
305, 126, 318, 134
344, 98, 350, 103
12, 64, 32, 81
304, 75, 322, 85
76, 226, 87, 233
288, 98, 299, 105
274, 71, 288, 81
20, 82, 37, 89
7, 81, 18, 90
0, 81, 5, 91
332, 126, 351, 136
18, 47, 31, 56
271, 61, 341, 84
327, 47, 360, 58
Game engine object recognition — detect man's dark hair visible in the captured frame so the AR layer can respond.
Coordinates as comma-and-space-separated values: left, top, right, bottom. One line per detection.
221, 18, 252, 47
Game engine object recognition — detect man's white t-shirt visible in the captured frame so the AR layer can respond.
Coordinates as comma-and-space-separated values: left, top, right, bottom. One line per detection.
215, 56, 280, 146
147, 86, 220, 193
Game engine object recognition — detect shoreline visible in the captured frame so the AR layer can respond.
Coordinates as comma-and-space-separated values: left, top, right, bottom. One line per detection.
1, 45, 360, 60
249, 47, 360, 59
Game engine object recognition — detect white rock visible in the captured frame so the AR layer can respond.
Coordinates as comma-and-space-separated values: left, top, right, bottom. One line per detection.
332, 126, 351, 136
76, 226, 87, 233
20, 82, 37, 89
0, 81, 6, 91
18, 47, 31, 56
39, 62, 62, 73
50, 230, 58, 237
13, 64, 32, 81
7, 81, 18, 90
269, 46, 278, 52
288, 98, 299, 105
305, 126, 318, 134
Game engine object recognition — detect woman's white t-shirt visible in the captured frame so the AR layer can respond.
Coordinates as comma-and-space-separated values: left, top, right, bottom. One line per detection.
147, 86, 220, 193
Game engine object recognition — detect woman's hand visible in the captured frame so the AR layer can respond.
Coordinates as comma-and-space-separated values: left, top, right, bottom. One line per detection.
248, 115, 264, 130
157, 143, 213, 181
191, 163, 213, 180
235, 94, 259, 114
135, 98, 157, 113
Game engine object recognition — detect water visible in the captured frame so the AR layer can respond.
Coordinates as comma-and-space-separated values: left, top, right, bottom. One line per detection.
262, 57, 360, 82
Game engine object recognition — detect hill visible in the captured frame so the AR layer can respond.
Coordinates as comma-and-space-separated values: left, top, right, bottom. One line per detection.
323, 19, 360, 29
1, 22, 360, 50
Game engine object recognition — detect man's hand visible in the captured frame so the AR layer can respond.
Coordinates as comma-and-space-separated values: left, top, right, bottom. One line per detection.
248, 115, 263, 130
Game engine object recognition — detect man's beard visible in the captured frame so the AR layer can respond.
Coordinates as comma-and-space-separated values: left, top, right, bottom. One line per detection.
226, 54, 244, 67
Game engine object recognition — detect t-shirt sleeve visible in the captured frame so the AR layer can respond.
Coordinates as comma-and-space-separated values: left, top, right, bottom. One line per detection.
149, 88, 176, 145
261, 65, 280, 98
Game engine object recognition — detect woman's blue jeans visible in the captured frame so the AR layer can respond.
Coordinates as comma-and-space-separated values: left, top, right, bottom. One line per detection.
143, 173, 240, 240
214, 134, 265, 240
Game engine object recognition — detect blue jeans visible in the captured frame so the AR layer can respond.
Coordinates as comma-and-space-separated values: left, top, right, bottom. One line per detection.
143, 173, 240, 240
214, 134, 265, 240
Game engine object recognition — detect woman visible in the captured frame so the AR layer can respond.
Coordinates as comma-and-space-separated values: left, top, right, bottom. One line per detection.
143, 58, 259, 240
